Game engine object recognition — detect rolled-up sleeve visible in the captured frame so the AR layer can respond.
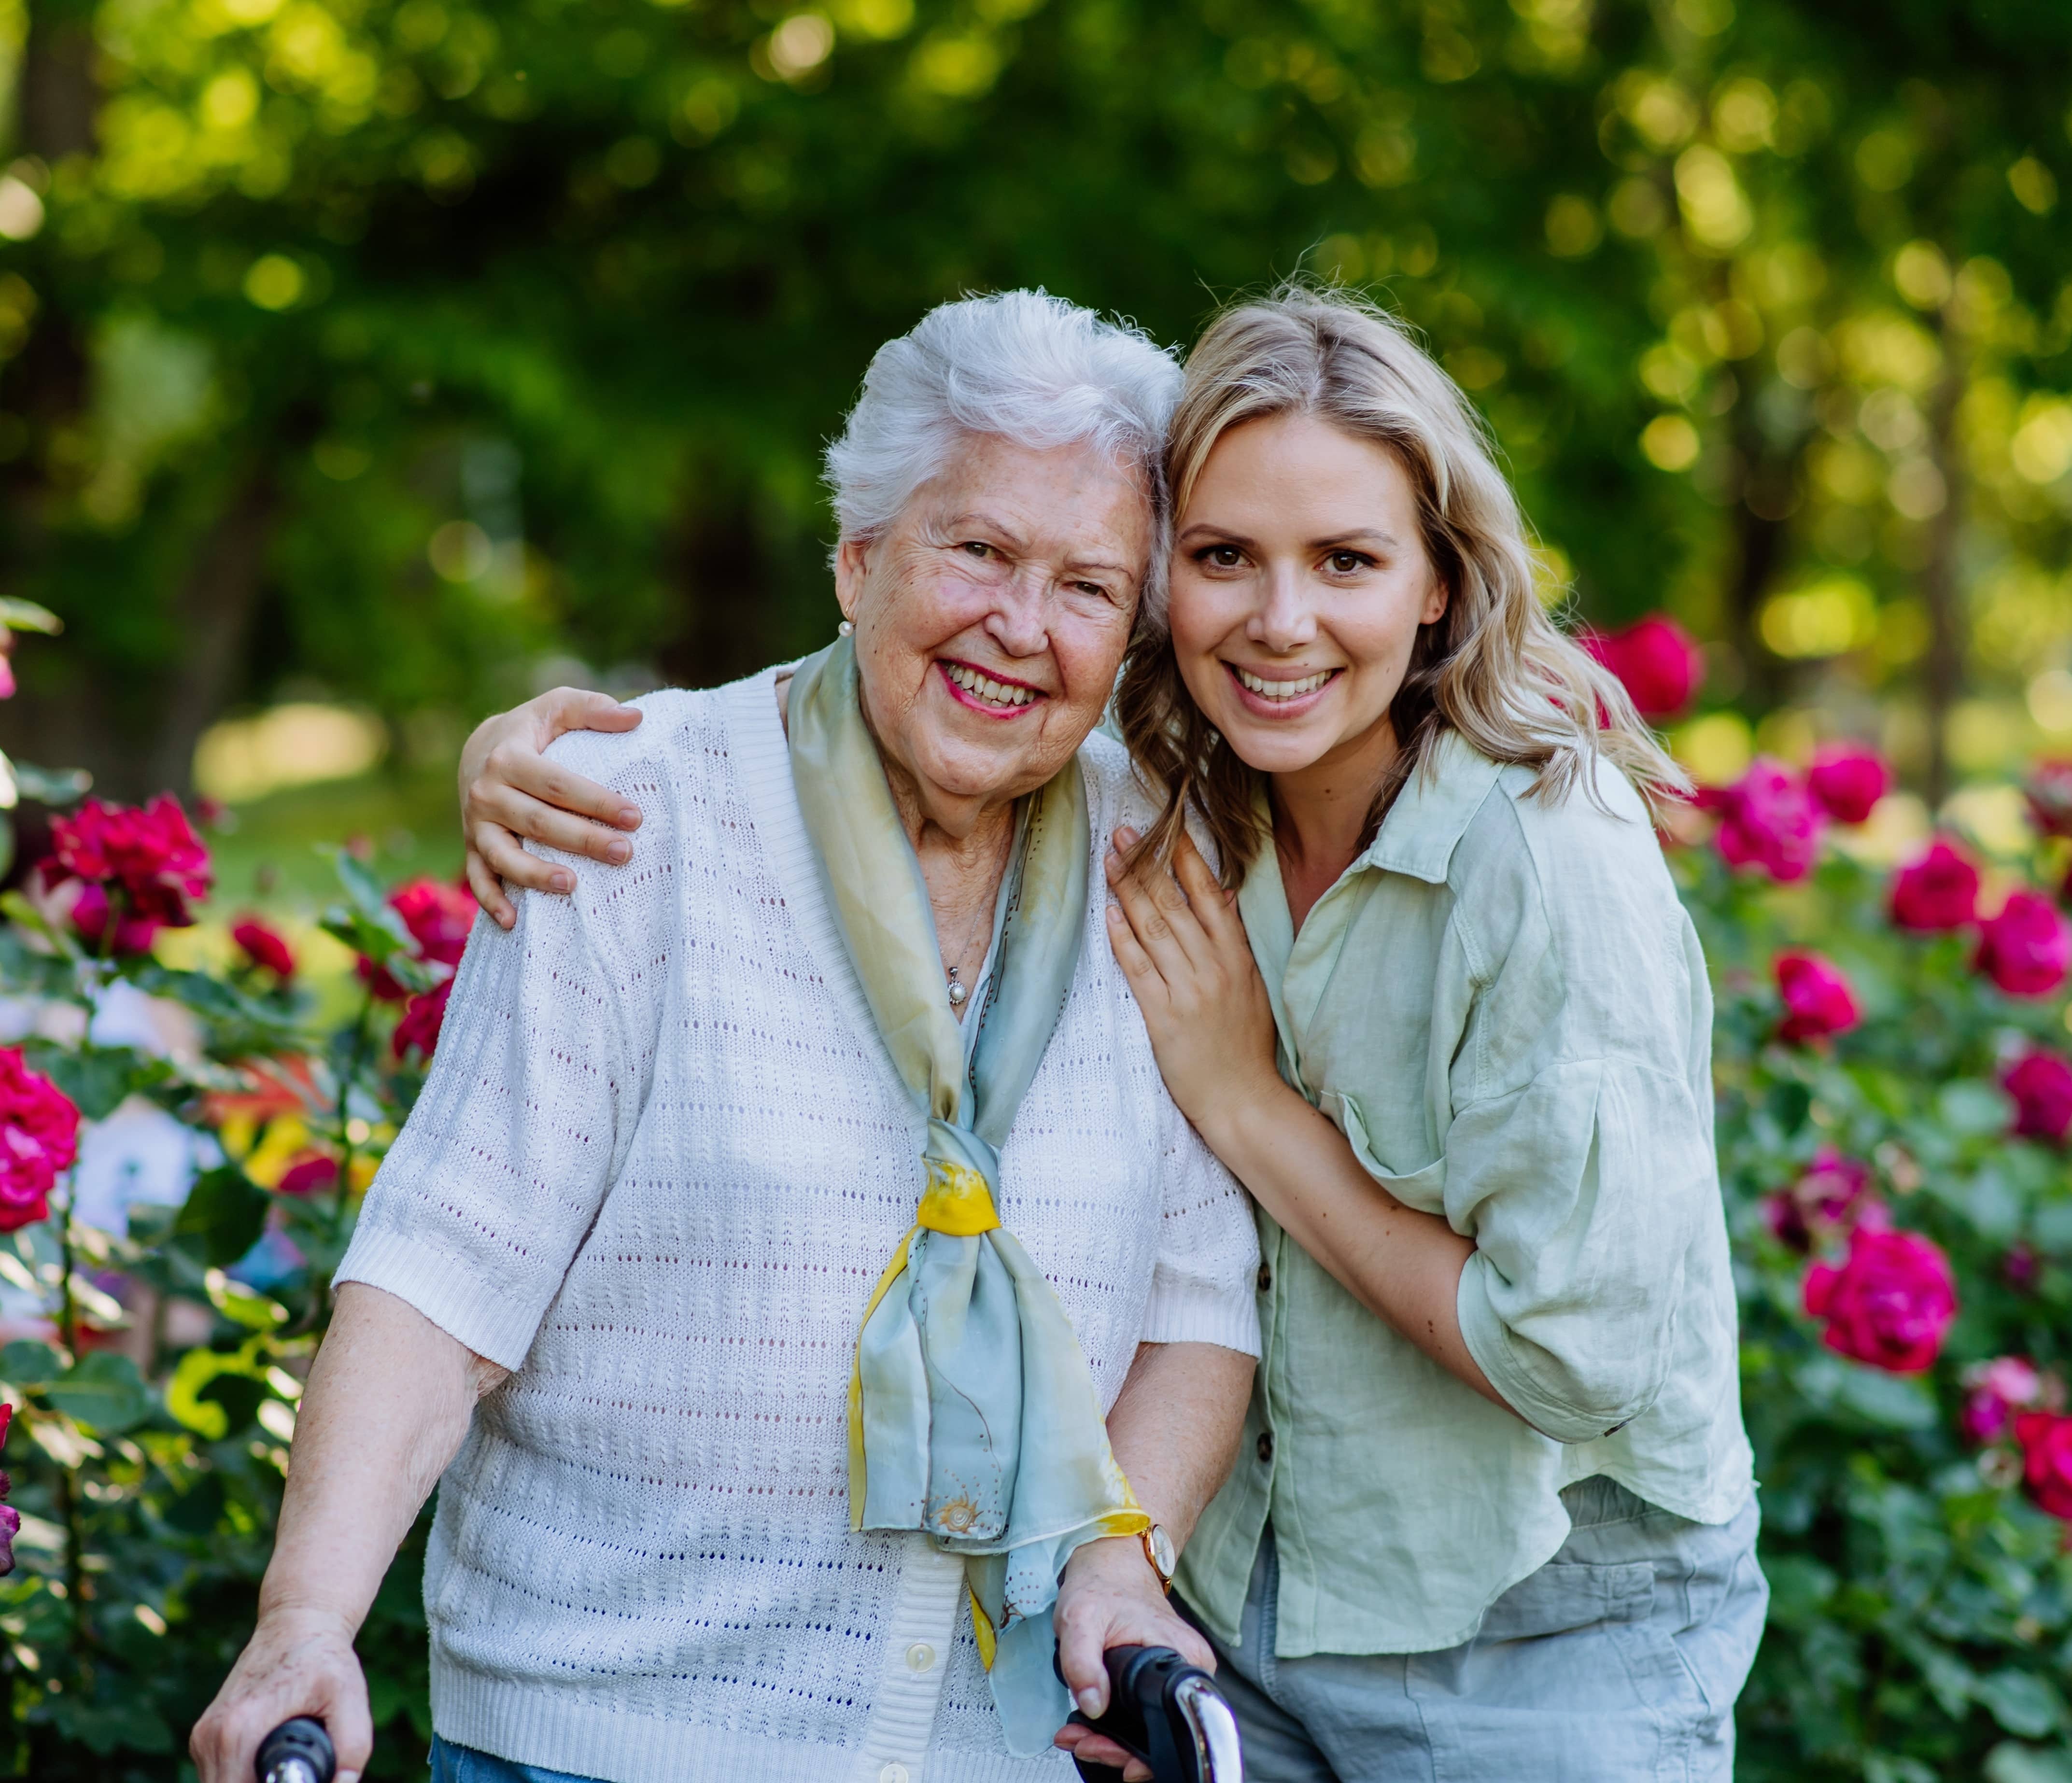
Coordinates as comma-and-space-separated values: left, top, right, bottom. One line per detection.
1450, 1056, 1711, 1443
336, 741, 667, 1370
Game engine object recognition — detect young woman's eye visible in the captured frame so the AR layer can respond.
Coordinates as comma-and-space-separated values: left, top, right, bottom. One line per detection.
1198, 544, 1244, 569
1326, 550, 1372, 575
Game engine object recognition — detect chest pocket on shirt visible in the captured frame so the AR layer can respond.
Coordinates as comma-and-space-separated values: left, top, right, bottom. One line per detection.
1322, 1091, 1449, 1217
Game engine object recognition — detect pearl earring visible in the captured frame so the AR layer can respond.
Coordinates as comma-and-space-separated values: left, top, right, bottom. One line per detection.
837, 619, 854, 637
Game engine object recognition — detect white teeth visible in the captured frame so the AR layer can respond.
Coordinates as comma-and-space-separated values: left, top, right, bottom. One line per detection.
945, 663, 1034, 708
1235, 667, 1333, 700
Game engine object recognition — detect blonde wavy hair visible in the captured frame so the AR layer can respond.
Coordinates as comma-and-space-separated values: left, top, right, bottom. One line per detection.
1115, 282, 1689, 884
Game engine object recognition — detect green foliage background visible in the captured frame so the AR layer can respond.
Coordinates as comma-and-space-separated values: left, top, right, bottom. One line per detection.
3, 0, 2072, 1778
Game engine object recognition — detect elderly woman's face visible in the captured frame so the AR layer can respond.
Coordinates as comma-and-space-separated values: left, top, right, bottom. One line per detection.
835, 433, 1152, 821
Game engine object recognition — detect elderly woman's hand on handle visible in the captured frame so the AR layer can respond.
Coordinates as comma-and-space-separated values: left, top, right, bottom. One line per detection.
191, 1286, 509, 1783
459, 688, 645, 928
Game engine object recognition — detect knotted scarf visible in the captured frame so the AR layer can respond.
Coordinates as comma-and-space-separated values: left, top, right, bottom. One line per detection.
788, 637, 1146, 1755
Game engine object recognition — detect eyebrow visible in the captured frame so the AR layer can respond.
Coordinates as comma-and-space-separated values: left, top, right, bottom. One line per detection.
1176, 523, 1406, 553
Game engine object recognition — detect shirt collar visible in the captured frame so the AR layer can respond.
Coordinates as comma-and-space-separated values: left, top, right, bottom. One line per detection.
1355, 730, 1508, 885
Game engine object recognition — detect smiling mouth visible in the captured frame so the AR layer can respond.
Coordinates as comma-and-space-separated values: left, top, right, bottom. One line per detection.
941, 660, 1043, 713
1229, 665, 1339, 702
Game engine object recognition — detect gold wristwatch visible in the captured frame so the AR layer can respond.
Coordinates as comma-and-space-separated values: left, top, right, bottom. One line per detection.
1141, 1523, 1176, 1593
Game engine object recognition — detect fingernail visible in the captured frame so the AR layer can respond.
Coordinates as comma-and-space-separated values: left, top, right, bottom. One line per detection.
618, 807, 642, 828
551, 871, 573, 892
1117, 826, 1139, 847
606, 841, 631, 863
1077, 1688, 1103, 1717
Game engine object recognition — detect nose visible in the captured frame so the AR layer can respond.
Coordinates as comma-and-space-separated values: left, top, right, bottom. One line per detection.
984, 570, 1052, 660
1249, 564, 1317, 654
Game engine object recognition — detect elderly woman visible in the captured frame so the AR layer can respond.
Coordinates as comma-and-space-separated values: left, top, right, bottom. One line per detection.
192, 292, 1262, 1783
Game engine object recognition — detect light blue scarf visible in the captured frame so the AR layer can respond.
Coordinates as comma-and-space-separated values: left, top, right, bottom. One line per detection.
788, 638, 1146, 1755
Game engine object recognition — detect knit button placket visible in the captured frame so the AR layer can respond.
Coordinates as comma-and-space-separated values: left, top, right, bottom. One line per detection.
904, 1642, 935, 1673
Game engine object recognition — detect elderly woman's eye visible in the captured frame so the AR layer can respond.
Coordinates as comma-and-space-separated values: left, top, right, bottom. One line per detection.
961, 541, 993, 559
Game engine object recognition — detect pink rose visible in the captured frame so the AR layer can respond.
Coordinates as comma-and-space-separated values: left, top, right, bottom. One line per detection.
1802, 1224, 1957, 1374
2015, 1411, 2072, 1521
1775, 951, 1860, 1044
2025, 760, 2072, 841
275, 1155, 339, 1197
359, 877, 474, 1003
1764, 1147, 1875, 1252
1704, 759, 1824, 883
1975, 890, 2072, 998
1806, 744, 1889, 826
394, 978, 452, 1062
1583, 615, 1706, 720
231, 917, 296, 981
0, 1049, 80, 1233
1889, 837, 1980, 932
50, 795, 212, 928
1961, 1356, 2049, 1445
2004, 1049, 2072, 1143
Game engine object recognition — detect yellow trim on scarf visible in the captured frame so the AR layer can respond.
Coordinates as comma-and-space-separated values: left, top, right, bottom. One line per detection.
917, 1159, 1001, 1236
847, 1226, 921, 1531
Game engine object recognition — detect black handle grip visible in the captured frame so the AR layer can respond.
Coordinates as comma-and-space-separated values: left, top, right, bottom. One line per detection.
1063, 1644, 1234, 1783
255, 1717, 335, 1783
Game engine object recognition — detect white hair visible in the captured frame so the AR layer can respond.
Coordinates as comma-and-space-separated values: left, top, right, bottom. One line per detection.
823, 289, 1184, 623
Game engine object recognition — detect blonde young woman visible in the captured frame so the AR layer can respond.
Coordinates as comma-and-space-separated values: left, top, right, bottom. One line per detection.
458, 286, 1764, 1780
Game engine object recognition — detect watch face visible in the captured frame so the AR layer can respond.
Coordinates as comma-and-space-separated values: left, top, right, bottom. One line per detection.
1148, 1524, 1176, 1580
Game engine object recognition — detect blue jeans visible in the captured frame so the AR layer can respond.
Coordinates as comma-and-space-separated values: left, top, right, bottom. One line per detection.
427, 1736, 600, 1783
1177, 1477, 1768, 1783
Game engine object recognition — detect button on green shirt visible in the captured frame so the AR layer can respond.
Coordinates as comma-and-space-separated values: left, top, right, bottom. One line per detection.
1176, 733, 1754, 1658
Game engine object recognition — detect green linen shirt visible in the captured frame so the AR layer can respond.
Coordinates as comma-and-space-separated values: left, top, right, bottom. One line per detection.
1176, 731, 1755, 1659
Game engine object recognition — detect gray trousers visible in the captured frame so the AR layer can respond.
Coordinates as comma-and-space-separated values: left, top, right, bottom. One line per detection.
1177, 1478, 1767, 1783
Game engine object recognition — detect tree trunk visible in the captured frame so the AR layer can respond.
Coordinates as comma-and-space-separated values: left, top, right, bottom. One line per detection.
658, 495, 774, 690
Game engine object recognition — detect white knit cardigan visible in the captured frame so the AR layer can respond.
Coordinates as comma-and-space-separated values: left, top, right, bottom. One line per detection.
337, 667, 1262, 1783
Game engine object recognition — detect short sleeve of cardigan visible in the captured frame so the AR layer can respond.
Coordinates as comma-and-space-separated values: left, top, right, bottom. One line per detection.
1138, 1105, 1262, 1357
335, 730, 674, 1370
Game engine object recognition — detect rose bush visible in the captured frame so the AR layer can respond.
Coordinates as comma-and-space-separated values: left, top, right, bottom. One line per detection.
1685, 749, 2072, 1782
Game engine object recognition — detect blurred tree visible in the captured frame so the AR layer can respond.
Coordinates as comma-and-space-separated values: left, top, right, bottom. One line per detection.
0, 0, 2066, 803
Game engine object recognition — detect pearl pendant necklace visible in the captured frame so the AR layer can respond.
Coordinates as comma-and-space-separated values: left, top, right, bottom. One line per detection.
946, 969, 968, 1009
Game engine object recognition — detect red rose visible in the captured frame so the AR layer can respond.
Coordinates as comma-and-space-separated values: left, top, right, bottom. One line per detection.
1702, 759, 1824, 883
50, 795, 211, 927
0, 1048, 80, 1233
1775, 950, 1860, 1044
275, 1155, 339, 1197
1583, 615, 1705, 721
2014, 1411, 2072, 1520
232, 917, 296, 981
1962, 1356, 2049, 1446
2025, 761, 2072, 841
50, 876, 163, 956
1802, 1224, 1957, 1374
394, 977, 452, 1062
360, 877, 475, 1002
1764, 1146, 1875, 1252
1889, 837, 1980, 932
1975, 890, 2072, 997
1806, 744, 1889, 826
2004, 1049, 2072, 1143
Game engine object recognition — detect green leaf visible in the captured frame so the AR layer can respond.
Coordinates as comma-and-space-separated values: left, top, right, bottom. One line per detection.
1986, 1744, 2072, 1783
173, 1164, 270, 1269
197, 1371, 267, 1435
1939, 1079, 2010, 1136
1979, 1672, 2069, 1741
11, 761, 92, 806
48, 1696, 174, 1755
332, 846, 395, 919
0, 1337, 62, 1386
0, 598, 63, 636
22, 1042, 161, 1123
44, 1352, 153, 1434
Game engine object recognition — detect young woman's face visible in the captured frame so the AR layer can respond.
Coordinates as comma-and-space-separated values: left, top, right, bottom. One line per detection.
1167, 410, 1449, 780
